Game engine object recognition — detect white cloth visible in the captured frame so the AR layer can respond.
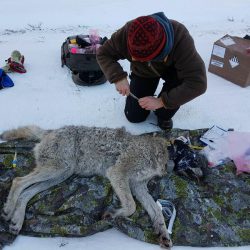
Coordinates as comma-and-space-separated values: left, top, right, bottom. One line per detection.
202, 131, 250, 174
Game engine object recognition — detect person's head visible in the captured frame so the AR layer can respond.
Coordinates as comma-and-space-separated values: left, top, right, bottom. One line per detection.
127, 16, 166, 62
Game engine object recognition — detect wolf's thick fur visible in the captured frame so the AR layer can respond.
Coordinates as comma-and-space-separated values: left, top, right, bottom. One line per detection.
1, 125, 172, 248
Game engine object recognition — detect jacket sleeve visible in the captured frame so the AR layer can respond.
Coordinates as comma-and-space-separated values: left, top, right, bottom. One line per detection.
96, 25, 129, 83
161, 27, 207, 109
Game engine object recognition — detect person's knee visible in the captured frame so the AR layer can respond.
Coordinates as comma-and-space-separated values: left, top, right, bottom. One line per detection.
124, 109, 148, 123
124, 96, 149, 123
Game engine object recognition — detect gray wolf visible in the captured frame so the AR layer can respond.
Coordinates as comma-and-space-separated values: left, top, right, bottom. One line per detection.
1, 125, 172, 248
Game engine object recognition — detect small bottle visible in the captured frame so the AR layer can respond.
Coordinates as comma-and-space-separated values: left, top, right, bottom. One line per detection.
12, 151, 17, 168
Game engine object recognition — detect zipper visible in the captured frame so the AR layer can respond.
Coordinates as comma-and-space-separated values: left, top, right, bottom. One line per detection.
148, 61, 161, 77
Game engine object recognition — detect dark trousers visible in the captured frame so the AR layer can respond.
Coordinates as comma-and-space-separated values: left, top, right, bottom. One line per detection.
124, 73, 180, 123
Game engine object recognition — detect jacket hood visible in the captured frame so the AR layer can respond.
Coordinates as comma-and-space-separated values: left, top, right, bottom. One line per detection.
150, 12, 174, 61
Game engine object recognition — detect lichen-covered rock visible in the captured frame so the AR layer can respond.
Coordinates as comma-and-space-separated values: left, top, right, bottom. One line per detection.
0, 129, 249, 248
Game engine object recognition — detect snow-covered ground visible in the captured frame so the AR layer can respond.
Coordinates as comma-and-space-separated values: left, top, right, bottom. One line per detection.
1, 0, 250, 249
3, 229, 249, 250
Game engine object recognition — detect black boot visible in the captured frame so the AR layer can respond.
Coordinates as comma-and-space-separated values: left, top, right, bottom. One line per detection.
157, 118, 173, 130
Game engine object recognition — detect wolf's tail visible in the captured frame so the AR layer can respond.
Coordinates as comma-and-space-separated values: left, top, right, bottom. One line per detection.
0, 125, 46, 141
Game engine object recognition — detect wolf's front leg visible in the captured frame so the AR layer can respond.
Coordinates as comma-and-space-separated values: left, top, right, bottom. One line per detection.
130, 181, 172, 249
105, 166, 136, 218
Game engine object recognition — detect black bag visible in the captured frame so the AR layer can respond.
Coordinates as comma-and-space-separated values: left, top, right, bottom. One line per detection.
61, 35, 107, 86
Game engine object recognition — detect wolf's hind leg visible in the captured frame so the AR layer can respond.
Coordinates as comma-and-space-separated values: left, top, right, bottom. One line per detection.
130, 181, 172, 249
106, 166, 136, 218
9, 169, 73, 234
2, 166, 65, 221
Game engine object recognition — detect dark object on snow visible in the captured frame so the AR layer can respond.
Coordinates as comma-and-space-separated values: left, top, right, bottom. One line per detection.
0, 69, 14, 89
61, 35, 107, 86
243, 34, 250, 40
0, 129, 249, 248
72, 71, 106, 86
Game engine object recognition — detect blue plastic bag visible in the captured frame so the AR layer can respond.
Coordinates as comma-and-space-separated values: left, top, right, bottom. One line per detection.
0, 69, 14, 89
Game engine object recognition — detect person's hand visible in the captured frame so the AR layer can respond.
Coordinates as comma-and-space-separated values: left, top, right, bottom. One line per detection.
139, 96, 164, 110
115, 78, 130, 96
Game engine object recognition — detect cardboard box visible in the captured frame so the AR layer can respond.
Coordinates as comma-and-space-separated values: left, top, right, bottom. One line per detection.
208, 34, 250, 87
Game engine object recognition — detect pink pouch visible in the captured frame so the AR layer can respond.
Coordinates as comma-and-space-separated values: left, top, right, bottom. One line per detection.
227, 132, 250, 174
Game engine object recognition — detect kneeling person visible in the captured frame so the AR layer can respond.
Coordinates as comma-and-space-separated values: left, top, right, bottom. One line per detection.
97, 12, 207, 130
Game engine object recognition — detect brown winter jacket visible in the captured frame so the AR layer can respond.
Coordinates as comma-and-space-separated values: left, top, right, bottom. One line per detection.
96, 20, 207, 109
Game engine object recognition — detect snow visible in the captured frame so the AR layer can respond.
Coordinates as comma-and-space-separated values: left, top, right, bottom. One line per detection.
0, 0, 250, 249
3, 229, 249, 250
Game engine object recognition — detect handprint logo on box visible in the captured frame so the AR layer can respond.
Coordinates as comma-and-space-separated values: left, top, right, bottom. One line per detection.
229, 56, 239, 68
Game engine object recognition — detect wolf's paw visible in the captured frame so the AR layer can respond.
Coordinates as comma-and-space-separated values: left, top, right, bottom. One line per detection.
9, 219, 23, 235
102, 211, 112, 220
1, 211, 10, 221
154, 223, 172, 249
1, 206, 12, 221
159, 234, 173, 249
9, 224, 22, 235
102, 208, 116, 220
102, 207, 128, 220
